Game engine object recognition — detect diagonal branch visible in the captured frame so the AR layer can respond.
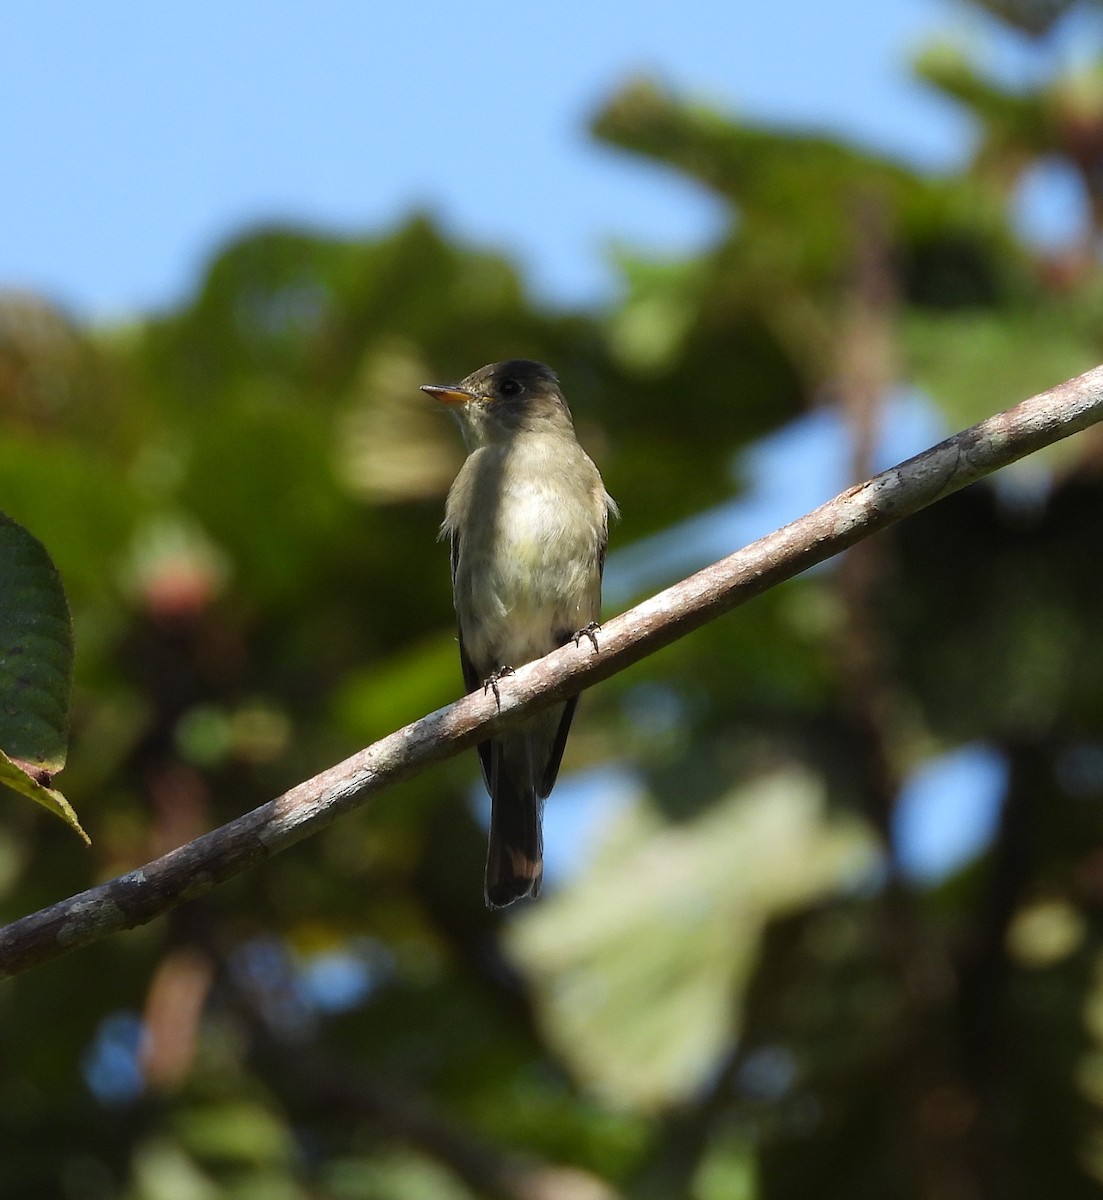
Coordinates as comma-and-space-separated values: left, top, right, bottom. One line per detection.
2, 364, 1101, 977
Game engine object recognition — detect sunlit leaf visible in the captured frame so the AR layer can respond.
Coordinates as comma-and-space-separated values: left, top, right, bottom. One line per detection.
0, 748, 87, 842
508, 769, 878, 1107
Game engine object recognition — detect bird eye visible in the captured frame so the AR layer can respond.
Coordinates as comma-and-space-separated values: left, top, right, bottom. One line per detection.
498, 378, 522, 398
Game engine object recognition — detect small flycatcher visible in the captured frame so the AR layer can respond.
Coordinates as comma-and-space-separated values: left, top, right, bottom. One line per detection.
421, 360, 616, 908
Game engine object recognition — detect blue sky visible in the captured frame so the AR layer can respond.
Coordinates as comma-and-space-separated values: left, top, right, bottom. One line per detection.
2, 0, 1066, 321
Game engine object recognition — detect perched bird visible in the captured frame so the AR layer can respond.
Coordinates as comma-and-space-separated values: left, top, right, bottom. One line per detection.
421, 360, 617, 908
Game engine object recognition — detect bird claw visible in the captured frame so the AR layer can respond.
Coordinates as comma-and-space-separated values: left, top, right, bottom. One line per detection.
483, 665, 515, 710
572, 621, 601, 653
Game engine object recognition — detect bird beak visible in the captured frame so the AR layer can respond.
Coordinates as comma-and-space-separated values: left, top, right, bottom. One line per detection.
420, 383, 476, 405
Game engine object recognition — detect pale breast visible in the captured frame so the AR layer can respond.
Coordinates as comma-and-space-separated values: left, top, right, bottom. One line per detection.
448, 439, 607, 670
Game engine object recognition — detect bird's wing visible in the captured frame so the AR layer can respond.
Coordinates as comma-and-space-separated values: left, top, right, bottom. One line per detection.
540, 515, 605, 797
451, 532, 481, 691
451, 528, 494, 788
539, 695, 579, 799
598, 485, 617, 579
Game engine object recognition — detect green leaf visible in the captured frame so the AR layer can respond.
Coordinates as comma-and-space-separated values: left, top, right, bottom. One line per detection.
0, 511, 83, 838
902, 307, 1102, 445
0, 749, 88, 843
507, 769, 878, 1107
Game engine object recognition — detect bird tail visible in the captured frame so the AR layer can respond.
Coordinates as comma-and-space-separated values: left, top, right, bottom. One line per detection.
484, 759, 543, 909
481, 699, 577, 909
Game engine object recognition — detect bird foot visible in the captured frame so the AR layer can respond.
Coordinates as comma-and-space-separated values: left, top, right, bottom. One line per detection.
572, 621, 601, 653
483, 665, 515, 710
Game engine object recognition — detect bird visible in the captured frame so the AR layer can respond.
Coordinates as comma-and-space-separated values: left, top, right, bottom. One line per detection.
420, 360, 616, 908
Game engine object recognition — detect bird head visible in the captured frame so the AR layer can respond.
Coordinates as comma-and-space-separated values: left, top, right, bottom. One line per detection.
420, 360, 571, 448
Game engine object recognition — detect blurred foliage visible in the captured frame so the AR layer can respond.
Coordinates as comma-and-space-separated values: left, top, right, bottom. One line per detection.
3, 1, 1103, 1197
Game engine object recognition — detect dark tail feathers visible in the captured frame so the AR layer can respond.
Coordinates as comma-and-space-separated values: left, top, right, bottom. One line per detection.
485, 775, 542, 909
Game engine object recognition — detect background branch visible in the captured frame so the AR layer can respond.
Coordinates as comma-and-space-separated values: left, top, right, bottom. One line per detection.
2, 363, 1101, 977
